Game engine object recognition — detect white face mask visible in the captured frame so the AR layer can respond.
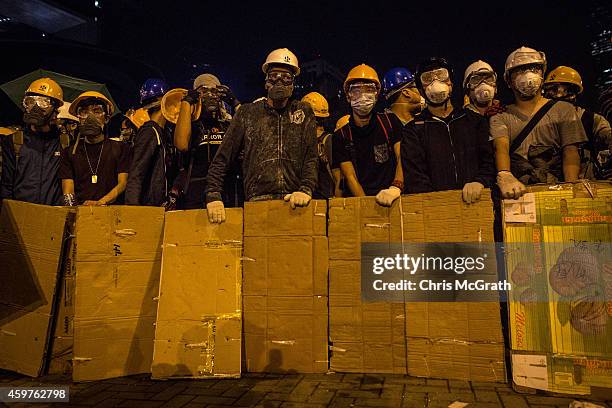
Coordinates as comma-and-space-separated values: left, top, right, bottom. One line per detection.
350, 94, 377, 116
474, 83, 495, 104
513, 72, 542, 98
425, 80, 450, 105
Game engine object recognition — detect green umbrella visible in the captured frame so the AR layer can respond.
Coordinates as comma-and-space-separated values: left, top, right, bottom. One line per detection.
1, 69, 120, 115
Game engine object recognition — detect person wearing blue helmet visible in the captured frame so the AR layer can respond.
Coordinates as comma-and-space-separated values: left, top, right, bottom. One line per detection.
382, 67, 424, 125
139, 78, 168, 107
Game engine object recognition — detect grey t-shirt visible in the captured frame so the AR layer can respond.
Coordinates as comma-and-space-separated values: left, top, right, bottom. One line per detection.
489, 100, 587, 160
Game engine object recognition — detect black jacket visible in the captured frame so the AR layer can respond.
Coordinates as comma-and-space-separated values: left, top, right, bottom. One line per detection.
402, 107, 495, 193
125, 121, 167, 206
206, 98, 318, 203
1, 127, 63, 205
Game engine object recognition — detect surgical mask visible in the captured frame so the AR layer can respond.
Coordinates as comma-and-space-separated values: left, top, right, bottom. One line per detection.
513, 72, 542, 98
23, 105, 51, 127
350, 94, 376, 116
79, 116, 103, 138
425, 81, 450, 105
474, 83, 495, 104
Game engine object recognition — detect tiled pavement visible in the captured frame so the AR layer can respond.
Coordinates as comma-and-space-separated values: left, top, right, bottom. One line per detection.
1, 370, 611, 408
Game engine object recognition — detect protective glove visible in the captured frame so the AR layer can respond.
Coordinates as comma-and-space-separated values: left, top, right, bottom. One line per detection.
375, 186, 401, 207
497, 171, 527, 199
283, 191, 311, 209
485, 99, 506, 117
462, 182, 484, 204
181, 89, 200, 105
206, 200, 226, 223
63, 193, 76, 207
216, 85, 240, 108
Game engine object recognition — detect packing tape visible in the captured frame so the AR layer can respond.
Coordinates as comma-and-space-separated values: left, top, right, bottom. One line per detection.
314, 200, 326, 217
240, 256, 256, 262
73, 357, 93, 362
114, 229, 137, 237
185, 342, 208, 349
271, 340, 296, 345
329, 345, 346, 352
364, 223, 390, 229
0, 330, 16, 336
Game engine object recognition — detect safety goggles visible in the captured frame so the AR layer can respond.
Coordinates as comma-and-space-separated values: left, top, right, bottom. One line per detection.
22, 95, 53, 111
266, 71, 295, 85
543, 83, 576, 98
420, 68, 449, 86
76, 105, 107, 119
467, 71, 497, 89
348, 83, 378, 99
509, 51, 546, 68
512, 64, 544, 76
197, 86, 220, 98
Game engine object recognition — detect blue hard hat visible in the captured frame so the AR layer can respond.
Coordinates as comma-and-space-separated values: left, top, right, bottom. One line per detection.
382, 67, 415, 98
139, 78, 168, 105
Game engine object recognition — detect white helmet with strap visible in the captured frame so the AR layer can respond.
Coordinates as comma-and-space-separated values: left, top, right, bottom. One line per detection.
504, 46, 546, 83
463, 60, 496, 89
262, 48, 300, 76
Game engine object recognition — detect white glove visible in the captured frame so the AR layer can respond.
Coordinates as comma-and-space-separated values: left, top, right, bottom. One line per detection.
462, 182, 484, 204
375, 186, 401, 207
497, 171, 527, 199
283, 191, 311, 209
206, 200, 226, 223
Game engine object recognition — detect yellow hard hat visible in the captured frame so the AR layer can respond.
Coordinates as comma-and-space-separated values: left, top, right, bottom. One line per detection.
161, 88, 202, 124
545, 66, 583, 94
334, 114, 350, 132
125, 108, 150, 129
26, 78, 64, 105
344, 64, 380, 92
70, 91, 115, 116
301, 92, 329, 118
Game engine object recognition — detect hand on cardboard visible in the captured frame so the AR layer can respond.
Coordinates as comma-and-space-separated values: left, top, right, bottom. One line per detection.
375, 186, 401, 207
462, 182, 484, 204
283, 191, 311, 209
497, 171, 527, 199
206, 200, 226, 223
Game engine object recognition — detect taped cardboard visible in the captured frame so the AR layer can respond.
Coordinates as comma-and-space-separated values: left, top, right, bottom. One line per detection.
152, 209, 242, 379
72, 206, 164, 381
243, 200, 328, 373
0, 200, 71, 377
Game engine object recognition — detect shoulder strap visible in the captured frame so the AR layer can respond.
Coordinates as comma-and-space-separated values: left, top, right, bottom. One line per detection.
510, 100, 557, 154
581, 110, 595, 143
59, 133, 70, 149
152, 127, 161, 145
12, 130, 24, 157
375, 114, 391, 146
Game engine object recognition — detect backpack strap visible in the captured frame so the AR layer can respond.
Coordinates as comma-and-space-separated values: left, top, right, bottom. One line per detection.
375, 114, 391, 146
12, 129, 24, 158
59, 133, 70, 149
510, 100, 557, 154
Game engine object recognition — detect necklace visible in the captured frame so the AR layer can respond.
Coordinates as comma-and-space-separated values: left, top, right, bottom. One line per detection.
83, 140, 104, 184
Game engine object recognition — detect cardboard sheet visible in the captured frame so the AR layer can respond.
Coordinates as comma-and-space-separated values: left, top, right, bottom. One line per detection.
152, 209, 242, 379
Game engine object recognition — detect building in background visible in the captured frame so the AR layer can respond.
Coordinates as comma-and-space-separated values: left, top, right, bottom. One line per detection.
589, 1, 612, 93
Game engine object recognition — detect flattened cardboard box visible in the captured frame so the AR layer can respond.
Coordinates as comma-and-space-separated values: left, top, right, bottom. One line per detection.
243, 200, 328, 373
152, 209, 242, 379
398, 191, 505, 382
503, 182, 612, 393
328, 197, 406, 374
73, 206, 164, 381
0, 200, 71, 377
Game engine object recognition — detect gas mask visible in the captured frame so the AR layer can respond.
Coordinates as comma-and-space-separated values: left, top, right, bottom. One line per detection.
513, 71, 543, 98
198, 87, 221, 113
79, 116, 104, 138
23, 105, 52, 127
425, 80, 451, 105
474, 83, 495, 104
265, 71, 294, 101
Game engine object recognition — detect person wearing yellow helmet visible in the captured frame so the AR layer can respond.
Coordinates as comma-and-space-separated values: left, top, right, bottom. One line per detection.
58, 91, 130, 206
333, 64, 404, 207
543, 66, 612, 180
205, 48, 318, 224
490, 47, 587, 199
1, 77, 66, 205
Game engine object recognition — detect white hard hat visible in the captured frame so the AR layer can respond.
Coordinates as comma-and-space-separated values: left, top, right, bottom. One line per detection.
262, 48, 300, 76
463, 60, 496, 89
193, 73, 221, 90
504, 46, 546, 82
57, 102, 78, 121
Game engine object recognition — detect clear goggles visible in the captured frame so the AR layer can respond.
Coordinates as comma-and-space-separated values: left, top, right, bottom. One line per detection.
22, 95, 54, 111
543, 83, 577, 98
420, 68, 449, 86
197, 86, 220, 98
76, 104, 106, 119
509, 51, 546, 69
348, 83, 378, 99
467, 71, 497, 88
266, 71, 295, 85
512, 64, 544, 76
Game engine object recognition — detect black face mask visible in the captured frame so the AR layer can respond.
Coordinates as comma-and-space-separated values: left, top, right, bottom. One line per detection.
266, 81, 293, 101
79, 116, 103, 138
23, 105, 51, 127
202, 95, 220, 113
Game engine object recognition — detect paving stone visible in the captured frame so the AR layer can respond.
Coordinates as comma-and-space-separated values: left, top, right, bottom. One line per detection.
191, 395, 236, 405
280, 403, 327, 408
336, 389, 381, 399
427, 391, 475, 403
263, 393, 290, 401
290, 380, 317, 396
472, 381, 501, 390
114, 392, 154, 400
475, 389, 501, 403
71, 390, 116, 405
308, 388, 335, 404
448, 380, 472, 391
77, 383, 113, 397
107, 384, 151, 393
118, 400, 163, 408
159, 395, 196, 408
255, 401, 283, 408
94, 398, 124, 408
151, 384, 187, 401
221, 385, 251, 398
464, 403, 503, 408
499, 394, 529, 408
426, 378, 449, 387
233, 390, 266, 406
525, 395, 577, 405
353, 398, 401, 407
328, 396, 357, 408
342, 374, 363, 384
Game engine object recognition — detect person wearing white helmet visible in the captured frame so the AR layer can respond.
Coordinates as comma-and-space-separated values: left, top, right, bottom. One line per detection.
205, 48, 318, 223
490, 46, 587, 199
463, 60, 504, 117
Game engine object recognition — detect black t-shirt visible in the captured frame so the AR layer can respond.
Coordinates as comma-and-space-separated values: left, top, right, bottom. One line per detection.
332, 112, 402, 196
188, 117, 230, 178
59, 138, 131, 203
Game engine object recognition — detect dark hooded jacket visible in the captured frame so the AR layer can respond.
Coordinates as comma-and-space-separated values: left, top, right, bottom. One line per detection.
206, 98, 318, 202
